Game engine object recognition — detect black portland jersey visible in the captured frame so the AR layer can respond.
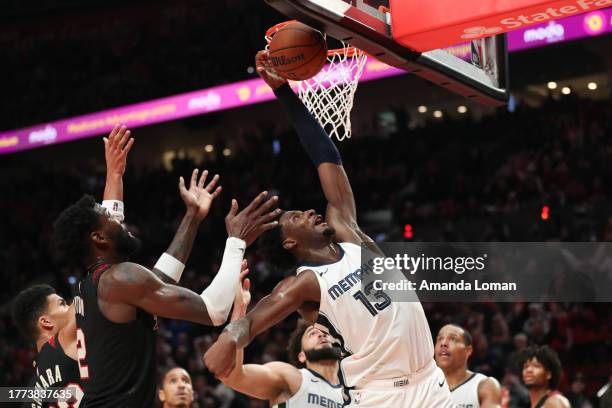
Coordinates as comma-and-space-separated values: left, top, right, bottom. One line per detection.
25, 335, 83, 408
74, 262, 157, 407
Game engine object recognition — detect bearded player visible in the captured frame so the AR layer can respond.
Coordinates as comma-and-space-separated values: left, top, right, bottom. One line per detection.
12, 124, 134, 407
435, 324, 502, 408
219, 273, 343, 407
204, 51, 453, 407
53, 143, 279, 407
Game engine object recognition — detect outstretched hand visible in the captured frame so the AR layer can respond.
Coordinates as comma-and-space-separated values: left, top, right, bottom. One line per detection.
255, 50, 288, 90
179, 169, 222, 221
225, 191, 281, 247
231, 260, 251, 322
104, 124, 134, 177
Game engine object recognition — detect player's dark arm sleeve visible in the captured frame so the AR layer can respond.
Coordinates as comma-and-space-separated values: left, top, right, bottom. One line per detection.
274, 84, 341, 166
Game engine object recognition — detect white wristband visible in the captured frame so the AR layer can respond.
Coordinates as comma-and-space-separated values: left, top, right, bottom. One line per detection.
154, 253, 185, 283
201, 237, 246, 326
102, 200, 125, 222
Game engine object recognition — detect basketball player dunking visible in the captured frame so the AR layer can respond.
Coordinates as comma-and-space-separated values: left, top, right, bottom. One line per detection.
204, 51, 454, 407
11, 124, 134, 408
435, 324, 502, 408
53, 157, 279, 406
219, 274, 343, 407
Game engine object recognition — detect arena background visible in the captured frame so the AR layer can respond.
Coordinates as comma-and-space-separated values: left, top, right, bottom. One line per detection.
1, 1, 611, 407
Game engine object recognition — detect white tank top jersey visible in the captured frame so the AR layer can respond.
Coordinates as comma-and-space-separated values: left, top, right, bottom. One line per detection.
295, 242, 434, 388
450, 372, 488, 408
272, 368, 343, 408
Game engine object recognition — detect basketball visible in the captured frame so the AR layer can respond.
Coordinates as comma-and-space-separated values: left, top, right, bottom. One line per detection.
268, 22, 327, 81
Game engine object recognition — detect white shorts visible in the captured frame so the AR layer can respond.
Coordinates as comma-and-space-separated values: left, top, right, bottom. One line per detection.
344, 360, 454, 408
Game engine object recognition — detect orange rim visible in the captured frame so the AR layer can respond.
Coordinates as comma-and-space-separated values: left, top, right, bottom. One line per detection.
265, 20, 363, 58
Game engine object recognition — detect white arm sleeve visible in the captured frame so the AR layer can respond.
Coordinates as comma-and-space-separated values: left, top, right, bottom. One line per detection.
201, 237, 246, 326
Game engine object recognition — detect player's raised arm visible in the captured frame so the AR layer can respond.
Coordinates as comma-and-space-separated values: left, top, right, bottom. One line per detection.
219, 267, 297, 401
256, 51, 364, 243
152, 169, 221, 284
102, 124, 134, 220
58, 125, 135, 358
204, 269, 320, 376
99, 190, 279, 326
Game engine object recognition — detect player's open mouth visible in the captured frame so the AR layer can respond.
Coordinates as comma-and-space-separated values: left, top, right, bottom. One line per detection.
437, 351, 450, 358
314, 214, 324, 225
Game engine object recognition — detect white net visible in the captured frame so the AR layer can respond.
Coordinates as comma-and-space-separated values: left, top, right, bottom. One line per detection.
266, 23, 367, 141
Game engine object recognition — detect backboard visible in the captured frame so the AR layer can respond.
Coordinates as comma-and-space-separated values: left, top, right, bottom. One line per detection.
265, 0, 509, 106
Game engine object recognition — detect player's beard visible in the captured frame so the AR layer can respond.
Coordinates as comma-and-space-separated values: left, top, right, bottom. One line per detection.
322, 225, 335, 238
304, 345, 342, 362
113, 226, 141, 259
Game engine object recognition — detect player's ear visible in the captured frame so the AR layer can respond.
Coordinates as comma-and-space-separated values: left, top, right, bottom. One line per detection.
282, 238, 297, 251
158, 389, 166, 403
90, 230, 108, 247
38, 314, 53, 331
466, 345, 473, 359
298, 350, 307, 365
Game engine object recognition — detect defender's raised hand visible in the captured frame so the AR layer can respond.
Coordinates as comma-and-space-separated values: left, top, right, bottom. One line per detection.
104, 124, 134, 177
225, 192, 281, 247
179, 169, 222, 221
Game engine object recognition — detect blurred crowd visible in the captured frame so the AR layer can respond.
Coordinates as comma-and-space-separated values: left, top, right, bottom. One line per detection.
1, 94, 611, 407
1, 0, 281, 130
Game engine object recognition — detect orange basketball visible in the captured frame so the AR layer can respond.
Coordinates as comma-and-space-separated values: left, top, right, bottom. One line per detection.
268, 22, 327, 81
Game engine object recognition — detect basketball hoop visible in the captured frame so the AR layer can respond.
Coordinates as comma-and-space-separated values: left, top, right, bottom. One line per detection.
265, 21, 367, 141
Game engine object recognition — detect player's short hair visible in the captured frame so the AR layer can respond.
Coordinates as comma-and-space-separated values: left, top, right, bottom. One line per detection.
12, 284, 56, 343
287, 319, 312, 369
454, 324, 473, 346
257, 211, 297, 271
519, 345, 563, 389
158, 366, 189, 387
441, 324, 473, 346
53, 195, 100, 265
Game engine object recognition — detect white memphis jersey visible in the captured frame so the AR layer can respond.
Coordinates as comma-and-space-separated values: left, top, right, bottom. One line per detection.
272, 368, 343, 408
451, 372, 488, 408
296, 242, 434, 388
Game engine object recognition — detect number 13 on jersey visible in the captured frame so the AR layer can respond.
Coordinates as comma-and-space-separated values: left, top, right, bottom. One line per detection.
353, 281, 391, 316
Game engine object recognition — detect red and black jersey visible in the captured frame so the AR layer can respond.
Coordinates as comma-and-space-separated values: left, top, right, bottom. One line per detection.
534, 390, 563, 408
74, 262, 157, 408
25, 334, 83, 408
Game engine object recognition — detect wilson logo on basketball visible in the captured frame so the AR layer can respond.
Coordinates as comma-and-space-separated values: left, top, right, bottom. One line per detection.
270, 54, 305, 66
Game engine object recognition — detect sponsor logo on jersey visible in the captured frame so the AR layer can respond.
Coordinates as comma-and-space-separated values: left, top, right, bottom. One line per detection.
394, 378, 409, 387
307, 392, 343, 407
327, 259, 375, 301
